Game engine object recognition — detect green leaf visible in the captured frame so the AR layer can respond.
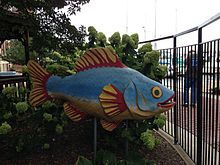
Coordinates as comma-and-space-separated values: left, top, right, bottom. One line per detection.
140, 130, 156, 150
0, 122, 12, 135
16, 102, 29, 114
116, 160, 128, 165
127, 151, 145, 165
55, 124, 63, 134
96, 150, 117, 165
75, 156, 93, 165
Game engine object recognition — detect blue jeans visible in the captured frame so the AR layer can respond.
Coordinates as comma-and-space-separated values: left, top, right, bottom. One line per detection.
184, 77, 197, 105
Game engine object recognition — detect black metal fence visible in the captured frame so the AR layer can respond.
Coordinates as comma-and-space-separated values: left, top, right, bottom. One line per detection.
139, 12, 220, 165
0, 75, 26, 98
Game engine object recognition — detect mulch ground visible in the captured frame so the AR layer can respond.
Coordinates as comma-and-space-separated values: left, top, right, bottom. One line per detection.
0, 120, 186, 165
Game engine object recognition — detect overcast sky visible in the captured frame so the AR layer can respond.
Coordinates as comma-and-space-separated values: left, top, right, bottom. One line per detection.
70, 0, 220, 48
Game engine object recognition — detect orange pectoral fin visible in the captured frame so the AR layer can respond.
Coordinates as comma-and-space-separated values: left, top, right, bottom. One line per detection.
100, 120, 121, 131
99, 84, 128, 118
63, 102, 86, 122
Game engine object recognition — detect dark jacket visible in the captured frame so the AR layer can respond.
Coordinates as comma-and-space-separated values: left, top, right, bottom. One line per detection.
185, 52, 198, 80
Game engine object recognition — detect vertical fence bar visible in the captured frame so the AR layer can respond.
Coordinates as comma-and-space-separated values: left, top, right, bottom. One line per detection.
181, 46, 184, 147
208, 42, 213, 165
197, 27, 203, 165
216, 40, 220, 165
184, 46, 187, 151
211, 40, 216, 165
173, 36, 178, 144
203, 42, 210, 164
195, 44, 199, 162
169, 48, 174, 136
177, 47, 181, 139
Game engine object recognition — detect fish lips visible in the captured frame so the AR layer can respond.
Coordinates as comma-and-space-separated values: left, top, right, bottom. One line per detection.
157, 94, 175, 109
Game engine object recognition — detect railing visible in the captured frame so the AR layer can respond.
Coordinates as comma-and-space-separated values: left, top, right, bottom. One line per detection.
0, 75, 27, 98
139, 12, 220, 165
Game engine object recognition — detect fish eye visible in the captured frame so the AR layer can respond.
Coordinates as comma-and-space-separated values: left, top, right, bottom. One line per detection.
151, 86, 163, 99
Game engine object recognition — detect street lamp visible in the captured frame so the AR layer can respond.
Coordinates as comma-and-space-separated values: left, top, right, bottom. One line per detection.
142, 26, 146, 40
126, 0, 128, 33
154, 0, 157, 50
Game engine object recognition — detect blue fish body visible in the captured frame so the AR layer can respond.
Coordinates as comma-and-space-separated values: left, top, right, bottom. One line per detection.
48, 67, 139, 100
28, 48, 175, 131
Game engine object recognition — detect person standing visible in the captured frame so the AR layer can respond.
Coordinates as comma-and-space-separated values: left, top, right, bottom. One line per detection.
183, 50, 198, 107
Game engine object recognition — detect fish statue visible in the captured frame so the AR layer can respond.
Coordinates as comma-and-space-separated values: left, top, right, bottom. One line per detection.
27, 47, 175, 131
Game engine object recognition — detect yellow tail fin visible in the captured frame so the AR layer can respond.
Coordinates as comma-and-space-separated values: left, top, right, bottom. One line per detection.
27, 60, 51, 106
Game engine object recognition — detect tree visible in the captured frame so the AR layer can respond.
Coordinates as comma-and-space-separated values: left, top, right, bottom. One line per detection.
0, 0, 90, 56
108, 32, 121, 49
87, 26, 98, 48
3, 40, 25, 65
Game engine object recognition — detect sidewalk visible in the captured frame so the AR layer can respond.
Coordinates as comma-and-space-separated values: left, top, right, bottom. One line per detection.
169, 92, 220, 151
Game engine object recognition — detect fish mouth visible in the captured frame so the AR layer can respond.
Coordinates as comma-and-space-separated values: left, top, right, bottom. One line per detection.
157, 94, 175, 109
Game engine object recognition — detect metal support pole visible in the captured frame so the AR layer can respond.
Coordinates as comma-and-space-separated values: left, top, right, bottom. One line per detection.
24, 30, 30, 65
24, 30, 31, 93
173, 36, 178, 144
197, 27, 203, 165
125, 120, 129, 157
93, 117, 97, 162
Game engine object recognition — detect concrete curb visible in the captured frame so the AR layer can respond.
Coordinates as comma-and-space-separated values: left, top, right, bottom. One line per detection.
156, 129, 195, 165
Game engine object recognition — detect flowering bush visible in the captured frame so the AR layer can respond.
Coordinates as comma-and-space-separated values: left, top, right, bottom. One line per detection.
0, 86, 69, 153
0, 122, 12, 135
16, 102, 29, 114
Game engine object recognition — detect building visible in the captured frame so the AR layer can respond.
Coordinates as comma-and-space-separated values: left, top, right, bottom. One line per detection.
0, 41, 11, 72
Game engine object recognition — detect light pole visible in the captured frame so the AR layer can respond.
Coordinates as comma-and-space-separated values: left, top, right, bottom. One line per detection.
154, 0, 157, 50
142, 26, 146, 40
175, 8, 178, 33
126, 0, 128, 33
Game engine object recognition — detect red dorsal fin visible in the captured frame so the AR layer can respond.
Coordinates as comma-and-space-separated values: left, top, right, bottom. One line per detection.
74, 47, 126, 72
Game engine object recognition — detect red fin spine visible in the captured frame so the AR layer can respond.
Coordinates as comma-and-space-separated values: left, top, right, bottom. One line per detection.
74, 48, 126, 72
100, 120, 121, 131
99, 84, 128, 118
63, 103, 86, 122
27, 60, 51, 106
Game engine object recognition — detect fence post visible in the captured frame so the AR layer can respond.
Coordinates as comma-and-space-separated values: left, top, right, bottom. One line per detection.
173, 36, 178, 144
197, 27, 203, 165
93, 117, 97, 163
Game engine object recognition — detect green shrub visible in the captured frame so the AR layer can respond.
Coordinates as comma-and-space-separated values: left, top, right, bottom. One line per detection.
42, 143, 50, 150
43, 112, 53, 122
140, 130, 159, 150
0, 87, 69, 153
55, 124, 63, 134
16, 102, 29, 114
3, 111, 13, 120
16, 138, 24, 152
153, 114, 166, 129
75, 156, 93, 165
2, 86, 17, 98
46, 63, 71, 77
0, 122, 12, 135
75, 150, 155, 165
